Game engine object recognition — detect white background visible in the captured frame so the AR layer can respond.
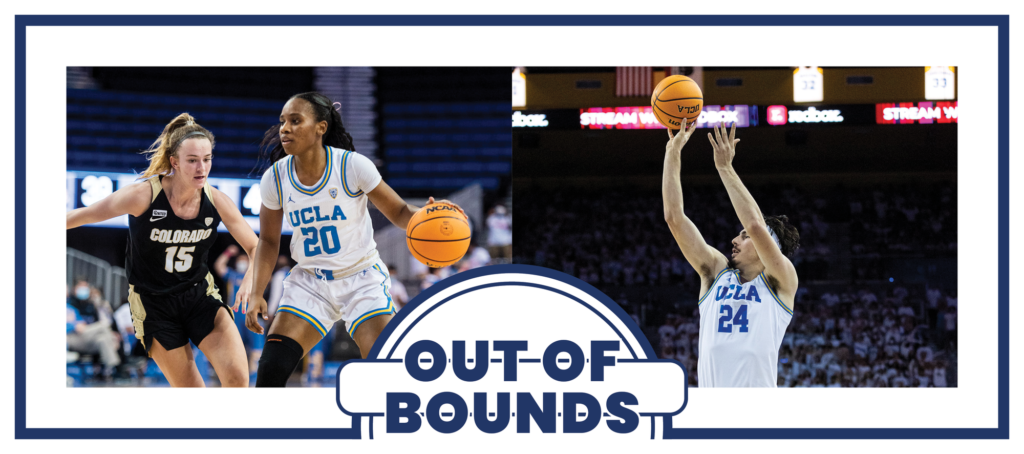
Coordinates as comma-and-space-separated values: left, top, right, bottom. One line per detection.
1, 1, 1022, 453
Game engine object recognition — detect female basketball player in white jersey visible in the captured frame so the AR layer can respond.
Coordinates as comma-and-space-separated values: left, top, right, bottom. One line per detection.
662, 121, 800, 387
66, 113, 258, 387
245, 92, 462, 387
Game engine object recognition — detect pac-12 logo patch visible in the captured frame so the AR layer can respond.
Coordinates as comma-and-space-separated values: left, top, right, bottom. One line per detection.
330, 188, 338, 199
335, 265, 688, 440
205, 217, 213, 226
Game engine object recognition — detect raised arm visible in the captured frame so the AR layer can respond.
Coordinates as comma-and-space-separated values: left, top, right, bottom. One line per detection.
66, 180, 152, 229
709, 122, 797, 294
662, 122, 728, 280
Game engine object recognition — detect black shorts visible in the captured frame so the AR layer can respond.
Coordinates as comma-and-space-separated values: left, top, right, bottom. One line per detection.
127, 273, 232, 354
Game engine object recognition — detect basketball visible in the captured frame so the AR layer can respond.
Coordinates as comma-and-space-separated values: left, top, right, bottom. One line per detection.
651, 75, 704, 129
406, 202, 471, 268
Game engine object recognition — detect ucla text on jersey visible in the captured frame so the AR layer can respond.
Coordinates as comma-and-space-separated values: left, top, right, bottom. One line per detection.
697, 268, 793, 387
260, 146, 382, 271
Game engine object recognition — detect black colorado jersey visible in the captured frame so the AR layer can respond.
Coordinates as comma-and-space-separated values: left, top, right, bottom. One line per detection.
127, 176, 221, 295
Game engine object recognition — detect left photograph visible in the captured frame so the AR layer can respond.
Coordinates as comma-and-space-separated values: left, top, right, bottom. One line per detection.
64, 67, 512, 387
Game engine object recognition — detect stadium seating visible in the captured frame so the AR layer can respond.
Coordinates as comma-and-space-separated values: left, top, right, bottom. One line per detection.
381, 101, 510, 191
67, 89, 281, 178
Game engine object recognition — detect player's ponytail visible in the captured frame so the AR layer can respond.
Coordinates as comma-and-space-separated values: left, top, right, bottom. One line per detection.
139, 113, 216, 179
256, 92, 355, 173
764, 215, 801, 257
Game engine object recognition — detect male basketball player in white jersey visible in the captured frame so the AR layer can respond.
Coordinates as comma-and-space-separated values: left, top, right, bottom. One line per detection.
662, 121, 800, 387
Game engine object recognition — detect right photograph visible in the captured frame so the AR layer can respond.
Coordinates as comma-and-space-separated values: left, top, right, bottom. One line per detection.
512, 66, 957, 388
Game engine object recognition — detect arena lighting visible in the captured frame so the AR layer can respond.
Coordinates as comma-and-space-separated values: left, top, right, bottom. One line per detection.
579, 105, 755, 129
876, 102, 958, 124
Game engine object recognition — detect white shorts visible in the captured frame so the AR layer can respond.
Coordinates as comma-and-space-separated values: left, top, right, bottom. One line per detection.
276, 258, 395, 338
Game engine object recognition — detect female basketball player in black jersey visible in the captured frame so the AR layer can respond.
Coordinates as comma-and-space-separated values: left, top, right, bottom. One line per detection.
66, 113, 259, 387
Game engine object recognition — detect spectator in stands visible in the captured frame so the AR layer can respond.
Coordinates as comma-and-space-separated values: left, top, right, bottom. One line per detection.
421, 266, 449, 290
486, 205, 512, 261
88, 286, 114, 325
388, 264, 410, 311
111, 300, 149, 379
464, 239, 493, 269
515, 181, 957, 388
69, 277, 99, 324
216, 245, 263, 373
67, 286, 121, 378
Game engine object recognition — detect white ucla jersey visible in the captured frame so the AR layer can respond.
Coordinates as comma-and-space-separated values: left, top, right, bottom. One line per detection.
261, 146, 382, 274
697, 268, 793, 387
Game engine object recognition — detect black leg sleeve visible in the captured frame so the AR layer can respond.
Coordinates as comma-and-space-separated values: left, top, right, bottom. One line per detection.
255, 334, 305, 387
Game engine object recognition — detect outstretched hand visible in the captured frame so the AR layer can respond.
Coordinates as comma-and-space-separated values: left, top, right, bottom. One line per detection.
708, 121, 740, 170
245, 294, 269, 335
665, 120, 699, 155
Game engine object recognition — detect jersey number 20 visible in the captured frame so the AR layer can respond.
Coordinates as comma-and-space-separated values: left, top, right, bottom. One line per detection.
717, 304, 749, 333
301, 226, 342, 257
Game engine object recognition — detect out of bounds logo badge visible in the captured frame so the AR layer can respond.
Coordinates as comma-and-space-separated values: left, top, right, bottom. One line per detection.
336, 265, 688, 440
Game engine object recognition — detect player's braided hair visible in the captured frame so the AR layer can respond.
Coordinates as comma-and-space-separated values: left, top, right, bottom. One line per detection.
139, 113, 215, 179
256, 92, 355, 172
764, 214, 800, 257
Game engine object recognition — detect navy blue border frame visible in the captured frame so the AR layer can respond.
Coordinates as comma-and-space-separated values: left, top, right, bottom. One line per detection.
21, 14, 1007, 439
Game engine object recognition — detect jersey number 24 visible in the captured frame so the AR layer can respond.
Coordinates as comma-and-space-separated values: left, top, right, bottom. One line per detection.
718, 304, 749, 333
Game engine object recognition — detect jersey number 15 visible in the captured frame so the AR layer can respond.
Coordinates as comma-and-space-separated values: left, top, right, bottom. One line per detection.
164, 246, 195, 273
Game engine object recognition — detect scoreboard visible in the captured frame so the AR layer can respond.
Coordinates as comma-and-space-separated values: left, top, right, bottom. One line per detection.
66, 170, 293, 234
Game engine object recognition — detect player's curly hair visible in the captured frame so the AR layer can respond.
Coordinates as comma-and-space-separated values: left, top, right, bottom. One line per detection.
764, 214, 800, 257
256, 92, 355, 171
139, 113, 215, 179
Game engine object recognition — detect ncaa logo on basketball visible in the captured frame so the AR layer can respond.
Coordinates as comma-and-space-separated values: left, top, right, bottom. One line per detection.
335, 265, 688, 440
425, 204, 457, 215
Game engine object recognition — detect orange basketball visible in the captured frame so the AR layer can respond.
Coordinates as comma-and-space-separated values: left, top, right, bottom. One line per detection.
406, 202, 471, 268
651, 75, 704, 129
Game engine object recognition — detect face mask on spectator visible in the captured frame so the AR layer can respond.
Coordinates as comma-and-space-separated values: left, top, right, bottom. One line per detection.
75, 286, 90, 300
235, 261, 249, 273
